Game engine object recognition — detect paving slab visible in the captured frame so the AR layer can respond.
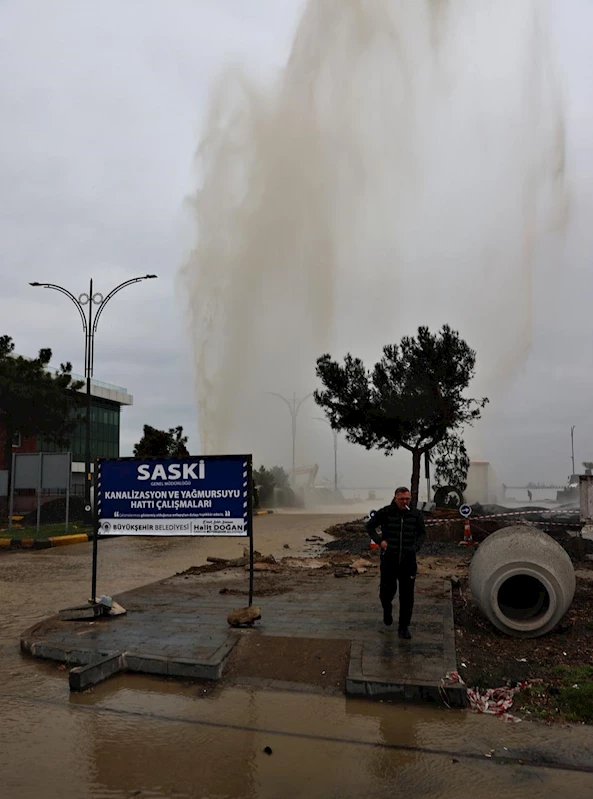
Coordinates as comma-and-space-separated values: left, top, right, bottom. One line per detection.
20, 570, 465, 704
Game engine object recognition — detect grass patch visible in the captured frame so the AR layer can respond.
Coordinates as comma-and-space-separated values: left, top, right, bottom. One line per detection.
554, 666, 593, 723
0, 523, 91, 540
518, 666, 593, 724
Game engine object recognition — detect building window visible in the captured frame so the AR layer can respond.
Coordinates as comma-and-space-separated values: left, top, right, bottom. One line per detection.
12, 431, 21, 448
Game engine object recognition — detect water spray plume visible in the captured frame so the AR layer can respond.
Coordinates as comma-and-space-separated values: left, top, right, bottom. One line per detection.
183, 0, 568, 464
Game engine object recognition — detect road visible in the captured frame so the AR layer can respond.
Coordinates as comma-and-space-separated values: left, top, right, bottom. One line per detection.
1, 512, 593, 798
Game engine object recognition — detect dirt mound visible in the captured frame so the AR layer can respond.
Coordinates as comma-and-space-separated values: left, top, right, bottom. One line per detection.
453, 575, 593, 687
323, 514, 593, 562
324, 520, 376, 556
323, 518, 474, 558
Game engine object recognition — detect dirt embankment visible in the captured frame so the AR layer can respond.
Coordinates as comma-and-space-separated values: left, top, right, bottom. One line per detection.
325, 516, 593, 723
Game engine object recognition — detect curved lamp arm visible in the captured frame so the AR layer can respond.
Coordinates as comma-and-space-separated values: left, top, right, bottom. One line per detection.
93, 274, 157, 335
29, 282, 87, 335
296, 393, 313, 414
266, 392, 295, 414
266, 392, 313, 418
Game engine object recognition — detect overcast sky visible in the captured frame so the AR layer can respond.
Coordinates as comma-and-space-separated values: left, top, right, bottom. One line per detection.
0, 0, 303, 453
1, 1, 593, 493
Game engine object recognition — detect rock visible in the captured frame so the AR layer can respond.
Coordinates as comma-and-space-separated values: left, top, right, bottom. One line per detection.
334, 568, 351, 578
246, 562, 280, 572
351, 558, 372, 570
283, 544, 290, 549
255, 554, 277, 564
227, 606, 262, 627
306, 536, 324, 542
353, 567, 368, 575
283, 557, 326, 569
107, 601, 127, 617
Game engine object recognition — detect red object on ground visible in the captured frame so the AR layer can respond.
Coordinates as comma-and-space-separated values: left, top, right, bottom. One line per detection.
369, 541, 379, 550
461, 519, 473, 546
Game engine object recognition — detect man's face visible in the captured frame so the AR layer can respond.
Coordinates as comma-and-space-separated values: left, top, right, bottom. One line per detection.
394, 491, 411, 510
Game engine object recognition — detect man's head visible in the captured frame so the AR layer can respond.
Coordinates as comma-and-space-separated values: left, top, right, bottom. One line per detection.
393, 487, 411, 510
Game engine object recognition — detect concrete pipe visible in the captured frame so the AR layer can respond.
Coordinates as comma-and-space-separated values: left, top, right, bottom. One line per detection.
469, 526, 576, 638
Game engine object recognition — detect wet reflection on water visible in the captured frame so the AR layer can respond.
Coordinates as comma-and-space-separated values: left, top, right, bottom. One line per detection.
1, 516, 593, 797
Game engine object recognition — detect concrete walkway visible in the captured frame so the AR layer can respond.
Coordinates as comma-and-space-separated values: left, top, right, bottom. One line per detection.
20, 569, 464, 705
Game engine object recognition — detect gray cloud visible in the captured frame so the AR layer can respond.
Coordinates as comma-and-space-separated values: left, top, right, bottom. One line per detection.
2, 0, 593, 492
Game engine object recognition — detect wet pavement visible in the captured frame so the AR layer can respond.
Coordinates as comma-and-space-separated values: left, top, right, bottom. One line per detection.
2, 512, 593, 798
20, 567, 463, 703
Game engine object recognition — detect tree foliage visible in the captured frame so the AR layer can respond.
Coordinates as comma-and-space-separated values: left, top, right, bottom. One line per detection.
315, 325, 487, 505
0, 335, 83, 488
253, 465, 293, 507
431, 433, 470, 493
133, 425, 190, 458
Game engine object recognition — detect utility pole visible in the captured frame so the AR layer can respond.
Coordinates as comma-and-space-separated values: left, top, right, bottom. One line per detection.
315, 417, 338, 494
266, 392, 312, 487
571, 425, 576, 476
31, 275, 158, 525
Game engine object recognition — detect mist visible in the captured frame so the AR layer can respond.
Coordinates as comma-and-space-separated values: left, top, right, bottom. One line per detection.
183, 0, 569, 491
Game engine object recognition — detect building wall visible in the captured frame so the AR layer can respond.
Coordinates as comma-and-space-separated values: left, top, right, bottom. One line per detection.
465, 461, 501, 505
1, 398, 121, 471
39, 397, 121, 462
0, 428, 37, 470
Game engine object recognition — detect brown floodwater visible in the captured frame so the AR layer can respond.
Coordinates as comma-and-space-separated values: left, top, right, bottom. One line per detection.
1, 513, 593, 798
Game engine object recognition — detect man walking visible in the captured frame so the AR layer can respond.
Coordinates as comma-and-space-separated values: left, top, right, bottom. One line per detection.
366, 487, 426, 639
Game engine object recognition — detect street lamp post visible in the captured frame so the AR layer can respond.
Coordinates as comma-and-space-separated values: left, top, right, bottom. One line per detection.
571, 425, 576, 477
266, 392, 312, 487
30, 275, 158, 529
314, 417, 338, 494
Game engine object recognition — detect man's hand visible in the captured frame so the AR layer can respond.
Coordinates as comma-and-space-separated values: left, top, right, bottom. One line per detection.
380, 540, 388, 551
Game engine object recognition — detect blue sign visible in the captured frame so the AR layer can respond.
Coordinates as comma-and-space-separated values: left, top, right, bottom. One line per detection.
459, 503, 472, 519
97, 455, 252, 537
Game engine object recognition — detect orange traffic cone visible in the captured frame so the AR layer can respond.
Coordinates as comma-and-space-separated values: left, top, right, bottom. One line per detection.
368, 510, 379, 550
461, 518, 473, 547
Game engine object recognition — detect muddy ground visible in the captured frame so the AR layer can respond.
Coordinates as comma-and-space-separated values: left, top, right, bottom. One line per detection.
324, 517, 593, 724
183, 516, 593, 722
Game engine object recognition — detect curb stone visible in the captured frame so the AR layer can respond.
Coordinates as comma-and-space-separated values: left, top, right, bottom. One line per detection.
0, 533, 92, 551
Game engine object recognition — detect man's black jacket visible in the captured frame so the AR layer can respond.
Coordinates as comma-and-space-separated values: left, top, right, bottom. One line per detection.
365, 503, 426, 558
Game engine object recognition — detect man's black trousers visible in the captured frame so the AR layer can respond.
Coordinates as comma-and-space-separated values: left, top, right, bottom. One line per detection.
379, 550, 417, 629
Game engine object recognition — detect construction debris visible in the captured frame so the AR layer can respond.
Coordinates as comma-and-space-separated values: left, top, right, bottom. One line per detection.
227, 606, 262, 627
207, 556, 248, 567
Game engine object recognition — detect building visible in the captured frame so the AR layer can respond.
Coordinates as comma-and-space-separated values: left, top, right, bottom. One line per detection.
465, 460, 501, 505
0, 373, 133, 492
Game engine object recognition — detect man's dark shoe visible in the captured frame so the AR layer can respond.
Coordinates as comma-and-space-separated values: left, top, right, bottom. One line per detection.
383, 607, 393, 626
398, 627, 412, 640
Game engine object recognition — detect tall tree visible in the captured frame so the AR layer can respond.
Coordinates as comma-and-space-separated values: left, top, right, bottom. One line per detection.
133, 425, 190, 458
0, 335, 83, 492
315, 325, 487, 505
431, 432, 470, 493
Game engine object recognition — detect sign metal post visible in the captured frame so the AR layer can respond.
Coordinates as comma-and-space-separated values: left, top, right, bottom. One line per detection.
93, 455, 254, 605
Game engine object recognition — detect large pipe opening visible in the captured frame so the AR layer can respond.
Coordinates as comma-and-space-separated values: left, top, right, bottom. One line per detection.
497, 575, 550, 622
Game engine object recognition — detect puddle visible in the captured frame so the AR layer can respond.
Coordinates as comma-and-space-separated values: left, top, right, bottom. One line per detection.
1, 513, 593, 797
